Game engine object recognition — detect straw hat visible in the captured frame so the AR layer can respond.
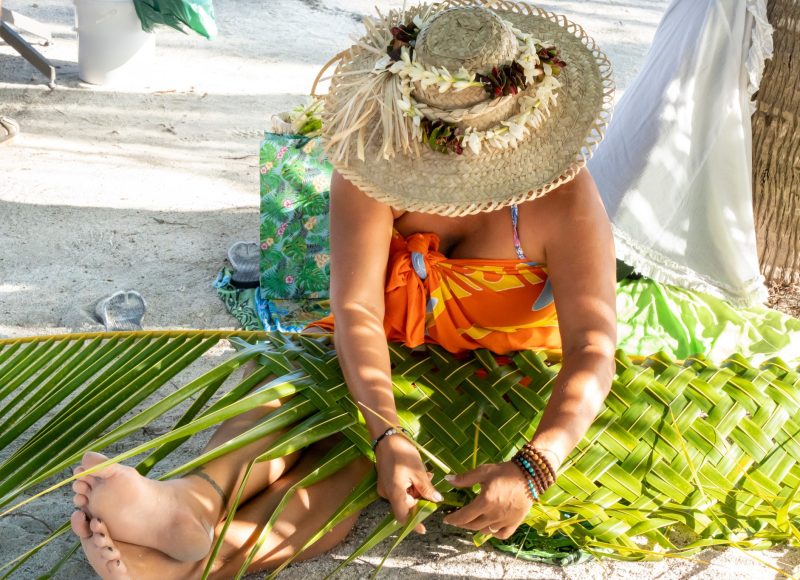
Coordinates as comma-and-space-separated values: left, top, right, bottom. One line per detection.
318, 0, 613, 216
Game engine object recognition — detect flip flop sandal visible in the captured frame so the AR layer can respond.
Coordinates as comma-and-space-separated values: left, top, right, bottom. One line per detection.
227, 241, 260, 287
95, 290, 147, 331
61, 304, 105, 332
0, 117, 20, 145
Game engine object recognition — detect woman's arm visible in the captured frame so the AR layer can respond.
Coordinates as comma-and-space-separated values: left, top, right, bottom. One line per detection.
329, 170, 398, 437
329, 171, 442, 531
443, 168, 616, 537
528, 167, 617, 469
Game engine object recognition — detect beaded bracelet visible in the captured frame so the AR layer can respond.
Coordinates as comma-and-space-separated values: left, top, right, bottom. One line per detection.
513, 454, 547, 495
512, 444, 558, 500
521, 444, 557, 483
370, 426, 410, 452
511, 456, 539, 502
518, 447, 554, 488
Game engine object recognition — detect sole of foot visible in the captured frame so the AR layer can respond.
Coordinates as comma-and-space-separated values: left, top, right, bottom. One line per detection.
74, 452, 214, 562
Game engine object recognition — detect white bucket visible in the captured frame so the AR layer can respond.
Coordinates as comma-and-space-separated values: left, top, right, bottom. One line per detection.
73, 0, 155, 85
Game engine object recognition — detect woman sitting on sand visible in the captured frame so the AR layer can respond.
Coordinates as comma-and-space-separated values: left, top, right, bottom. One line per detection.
69, 3, 617, 578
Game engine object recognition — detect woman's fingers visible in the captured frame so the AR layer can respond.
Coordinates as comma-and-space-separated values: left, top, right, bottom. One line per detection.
442, 497, 488, 527
386, 485, 414, 524
455, 514, 495, 531
445, 465, 490, 489
493, 526, 516, 540
411, 473, 444, 503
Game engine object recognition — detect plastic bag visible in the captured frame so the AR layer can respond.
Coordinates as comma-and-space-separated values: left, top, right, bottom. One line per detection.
133, 0, 217, 39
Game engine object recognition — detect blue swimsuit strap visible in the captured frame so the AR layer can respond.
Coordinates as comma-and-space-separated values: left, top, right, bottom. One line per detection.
510, 204, 528, 261
512, 204, 553, 311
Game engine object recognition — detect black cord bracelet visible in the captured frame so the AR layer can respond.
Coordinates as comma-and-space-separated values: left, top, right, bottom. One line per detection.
370, 426, 410, 451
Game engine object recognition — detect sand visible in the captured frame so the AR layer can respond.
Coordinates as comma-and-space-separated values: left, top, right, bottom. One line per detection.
1, 0, 799, 577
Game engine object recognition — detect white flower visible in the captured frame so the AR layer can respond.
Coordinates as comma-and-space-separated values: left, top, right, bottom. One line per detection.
373, 54, 391, 71
502, 121, 526, 140
410, 114, 423, 140
453, 80, 474, 91
420, 70, 439, 89
407, 64, 425, 82
397, 96, 420, 120
488, 133, 507, 149
388, 59, 406, 75
452, 66, 477, 91
454, 67, 473, 81
437, 79, 453, 93
465, 131, 482, 155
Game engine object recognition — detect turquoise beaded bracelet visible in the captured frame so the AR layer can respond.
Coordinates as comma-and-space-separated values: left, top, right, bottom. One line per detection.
512, 455, 540, 501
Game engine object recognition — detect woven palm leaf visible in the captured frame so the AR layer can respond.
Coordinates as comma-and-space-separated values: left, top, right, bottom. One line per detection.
1, 330, 799, 578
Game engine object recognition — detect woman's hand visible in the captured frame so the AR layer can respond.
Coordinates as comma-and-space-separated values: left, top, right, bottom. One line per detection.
442, 462, 533, 539
375, 434, 443, 534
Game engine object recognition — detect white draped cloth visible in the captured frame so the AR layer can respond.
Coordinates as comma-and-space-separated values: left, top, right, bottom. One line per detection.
588, 0, 774, 306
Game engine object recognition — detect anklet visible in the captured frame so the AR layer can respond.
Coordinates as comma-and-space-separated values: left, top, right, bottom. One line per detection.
185, 468, 229, 507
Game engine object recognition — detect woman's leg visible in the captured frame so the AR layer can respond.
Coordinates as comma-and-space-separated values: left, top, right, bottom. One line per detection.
72, 360, 303, 562
71, 441, 374, 580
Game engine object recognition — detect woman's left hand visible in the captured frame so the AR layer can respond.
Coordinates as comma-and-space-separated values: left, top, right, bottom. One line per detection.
442, 462, 533, 539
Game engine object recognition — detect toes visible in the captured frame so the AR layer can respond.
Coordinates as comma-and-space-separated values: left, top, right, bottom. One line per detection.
90, 517, 108, 536
99, 544, 120, 561
78, 524, 131, 580
92, 529, 111, 549
74, 465, 98, 488
70, 510, 92, 539
82, 452, 121, 479
105, 557, 130, 579
73, 493, 89, 508
72, 480, 92, 496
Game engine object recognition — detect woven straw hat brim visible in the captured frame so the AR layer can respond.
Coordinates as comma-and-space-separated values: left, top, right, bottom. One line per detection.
323, 0, 614, 217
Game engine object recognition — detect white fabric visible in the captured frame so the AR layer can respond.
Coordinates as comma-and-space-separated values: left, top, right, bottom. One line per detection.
588, 0, 773, 307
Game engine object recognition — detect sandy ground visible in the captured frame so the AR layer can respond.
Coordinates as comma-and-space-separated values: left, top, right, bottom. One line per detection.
1, 0, 799, 578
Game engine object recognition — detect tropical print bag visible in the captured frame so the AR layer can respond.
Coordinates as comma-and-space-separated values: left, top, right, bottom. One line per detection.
259, 133, 332, 300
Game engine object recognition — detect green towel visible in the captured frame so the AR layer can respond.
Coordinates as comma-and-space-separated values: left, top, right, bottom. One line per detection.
616, 279, 800, 364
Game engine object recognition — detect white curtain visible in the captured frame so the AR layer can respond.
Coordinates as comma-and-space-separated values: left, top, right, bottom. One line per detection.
588, 0, 774, 306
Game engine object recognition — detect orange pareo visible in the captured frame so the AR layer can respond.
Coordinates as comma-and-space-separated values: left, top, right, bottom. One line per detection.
310, 230, 561, 354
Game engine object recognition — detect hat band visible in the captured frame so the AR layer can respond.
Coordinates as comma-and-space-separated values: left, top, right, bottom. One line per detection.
384, 11, 567, 157
324, 3, 567, 163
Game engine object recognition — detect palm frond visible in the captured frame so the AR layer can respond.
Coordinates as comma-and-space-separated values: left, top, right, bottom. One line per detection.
1, 330, 799, 577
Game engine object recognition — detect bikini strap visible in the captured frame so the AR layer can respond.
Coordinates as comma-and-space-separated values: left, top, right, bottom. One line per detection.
510, 204, 527, 261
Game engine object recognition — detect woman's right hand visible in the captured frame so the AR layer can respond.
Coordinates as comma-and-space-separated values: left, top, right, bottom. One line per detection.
375, 433, 443, 534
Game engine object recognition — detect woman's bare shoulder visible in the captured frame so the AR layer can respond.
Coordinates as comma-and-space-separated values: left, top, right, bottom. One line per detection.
331, 170, 403, 220
533, 168, 607, 227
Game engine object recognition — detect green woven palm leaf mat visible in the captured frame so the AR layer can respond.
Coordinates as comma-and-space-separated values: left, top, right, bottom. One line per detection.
1, 330, 799, 577
245, 333, 800, 562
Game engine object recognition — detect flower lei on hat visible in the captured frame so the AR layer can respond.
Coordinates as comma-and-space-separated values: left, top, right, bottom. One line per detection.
381, 14, 566, 156
324, 4, 567, 163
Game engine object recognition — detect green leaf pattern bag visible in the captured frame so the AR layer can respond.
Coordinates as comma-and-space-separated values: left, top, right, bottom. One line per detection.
259, 133, 332, 301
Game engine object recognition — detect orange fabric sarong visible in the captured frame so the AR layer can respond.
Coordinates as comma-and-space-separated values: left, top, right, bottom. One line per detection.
310, 231, 561, 354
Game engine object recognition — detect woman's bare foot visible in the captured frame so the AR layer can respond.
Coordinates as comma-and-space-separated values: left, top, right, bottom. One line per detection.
72, 452, 219, 562
70, 511, 200, 580
71, 510, 131, 579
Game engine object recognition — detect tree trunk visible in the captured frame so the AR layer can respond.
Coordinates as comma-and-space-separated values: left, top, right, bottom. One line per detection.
752, 0, 800, 284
